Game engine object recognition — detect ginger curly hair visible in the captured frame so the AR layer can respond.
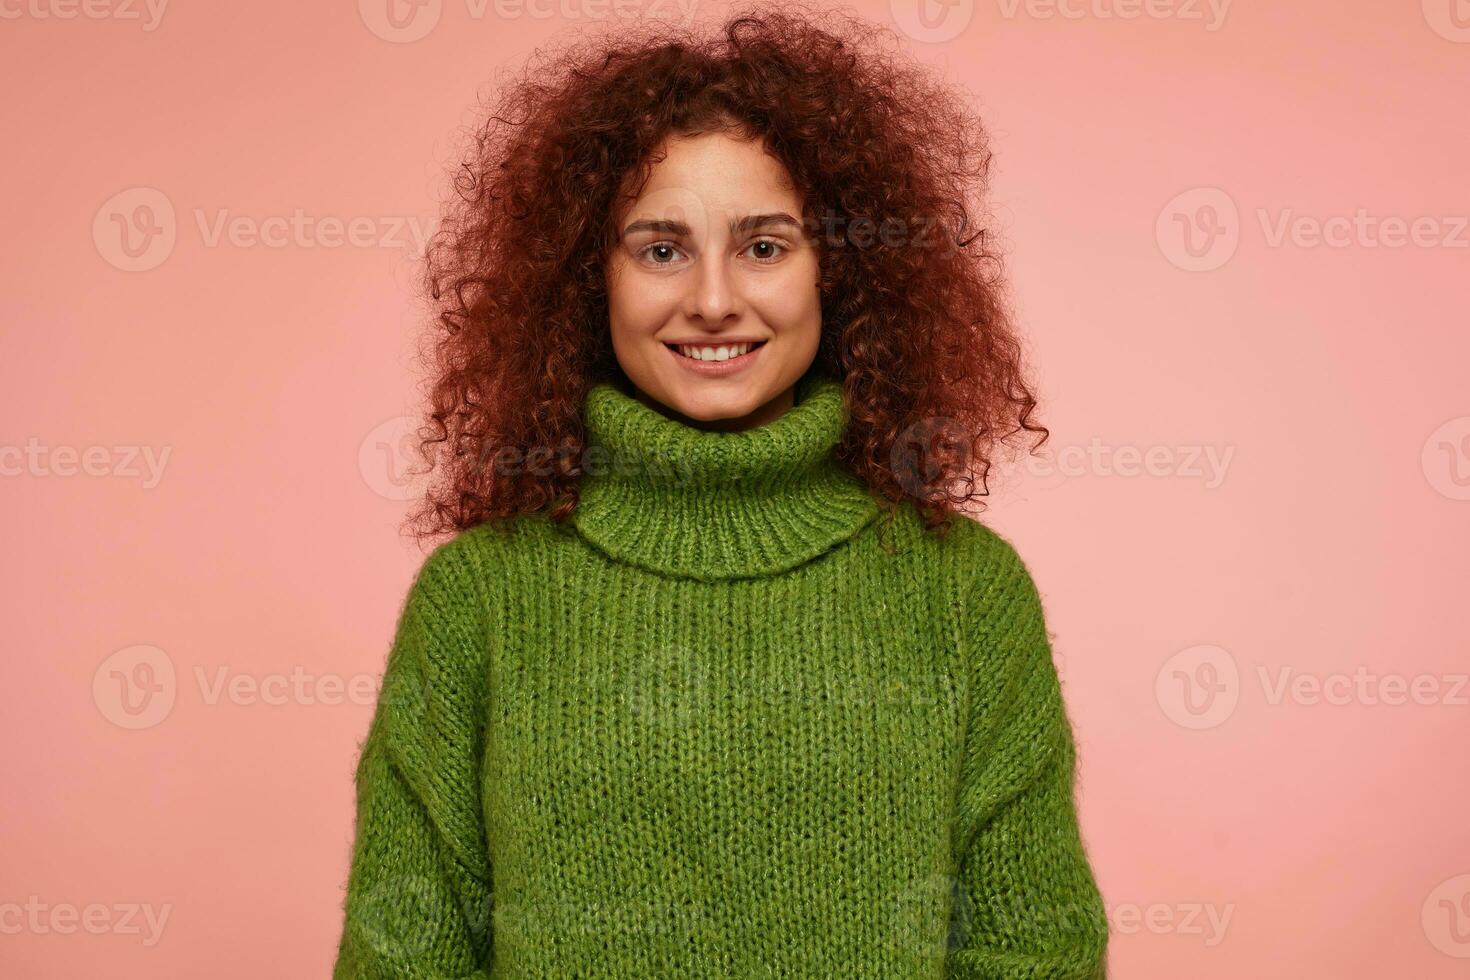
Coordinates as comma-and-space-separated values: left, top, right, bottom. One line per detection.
404, 3, 1048, 543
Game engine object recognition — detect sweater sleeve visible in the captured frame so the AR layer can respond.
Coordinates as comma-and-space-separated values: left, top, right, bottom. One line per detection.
945, 536, 1109, 980
332, 540, 495, 980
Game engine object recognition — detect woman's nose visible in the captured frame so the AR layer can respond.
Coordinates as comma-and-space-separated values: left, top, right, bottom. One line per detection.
686, 251, 740, 323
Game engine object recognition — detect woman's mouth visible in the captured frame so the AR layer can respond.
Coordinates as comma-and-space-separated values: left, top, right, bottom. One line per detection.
663, 339, 768, 375
665, 340, 766, 361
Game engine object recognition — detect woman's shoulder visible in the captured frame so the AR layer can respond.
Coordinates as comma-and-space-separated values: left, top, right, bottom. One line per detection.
893, 505, 1036, 592
406, 514, 534, 595
412, 511, 579, 590
882, 505, 1046, 628
863, 504, 1044, 631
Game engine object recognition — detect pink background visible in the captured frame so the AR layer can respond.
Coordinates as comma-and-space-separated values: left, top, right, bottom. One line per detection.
3, 1, 1467, 976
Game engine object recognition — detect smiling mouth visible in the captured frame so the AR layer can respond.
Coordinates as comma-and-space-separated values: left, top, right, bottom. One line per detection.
665, 340, 767, 362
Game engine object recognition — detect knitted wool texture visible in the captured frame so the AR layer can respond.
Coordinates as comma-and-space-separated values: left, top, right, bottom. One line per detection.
333, 369, 1109, 979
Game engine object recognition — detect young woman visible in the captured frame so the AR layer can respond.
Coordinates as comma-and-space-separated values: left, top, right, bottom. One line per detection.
333, 7, 1108, 978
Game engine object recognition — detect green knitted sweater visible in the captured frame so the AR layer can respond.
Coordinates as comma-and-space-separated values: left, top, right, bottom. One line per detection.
332, 369, 1109, 979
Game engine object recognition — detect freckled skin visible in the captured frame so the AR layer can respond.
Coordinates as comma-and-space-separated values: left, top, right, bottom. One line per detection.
605, 131, 823, 433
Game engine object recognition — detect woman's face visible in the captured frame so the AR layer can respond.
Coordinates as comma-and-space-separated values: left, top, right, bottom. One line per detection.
605, 131, 822, 432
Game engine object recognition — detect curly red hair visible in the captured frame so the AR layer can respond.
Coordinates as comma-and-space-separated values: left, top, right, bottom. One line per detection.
405, 3, 1048, 543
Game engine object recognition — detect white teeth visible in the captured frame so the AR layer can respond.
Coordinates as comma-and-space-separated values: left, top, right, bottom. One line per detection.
674, 342, 759, 361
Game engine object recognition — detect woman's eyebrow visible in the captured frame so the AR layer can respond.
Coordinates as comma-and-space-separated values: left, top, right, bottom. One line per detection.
731, 212, 802, 234
622, 217, 690, 237
622, 212, 803, 237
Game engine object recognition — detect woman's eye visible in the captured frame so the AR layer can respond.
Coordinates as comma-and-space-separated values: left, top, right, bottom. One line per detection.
637, 239, 787, 266
745, 239, 787, 263
640, 242, 685, 265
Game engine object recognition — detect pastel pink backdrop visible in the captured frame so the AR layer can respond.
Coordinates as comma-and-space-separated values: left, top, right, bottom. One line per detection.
2, 1, 1466, 976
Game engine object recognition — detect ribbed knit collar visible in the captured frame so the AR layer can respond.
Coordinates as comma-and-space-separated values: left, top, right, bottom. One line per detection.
568, 369, 882, 582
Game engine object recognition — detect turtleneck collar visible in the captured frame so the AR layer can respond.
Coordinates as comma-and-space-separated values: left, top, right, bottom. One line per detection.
567, 369, 882, 582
